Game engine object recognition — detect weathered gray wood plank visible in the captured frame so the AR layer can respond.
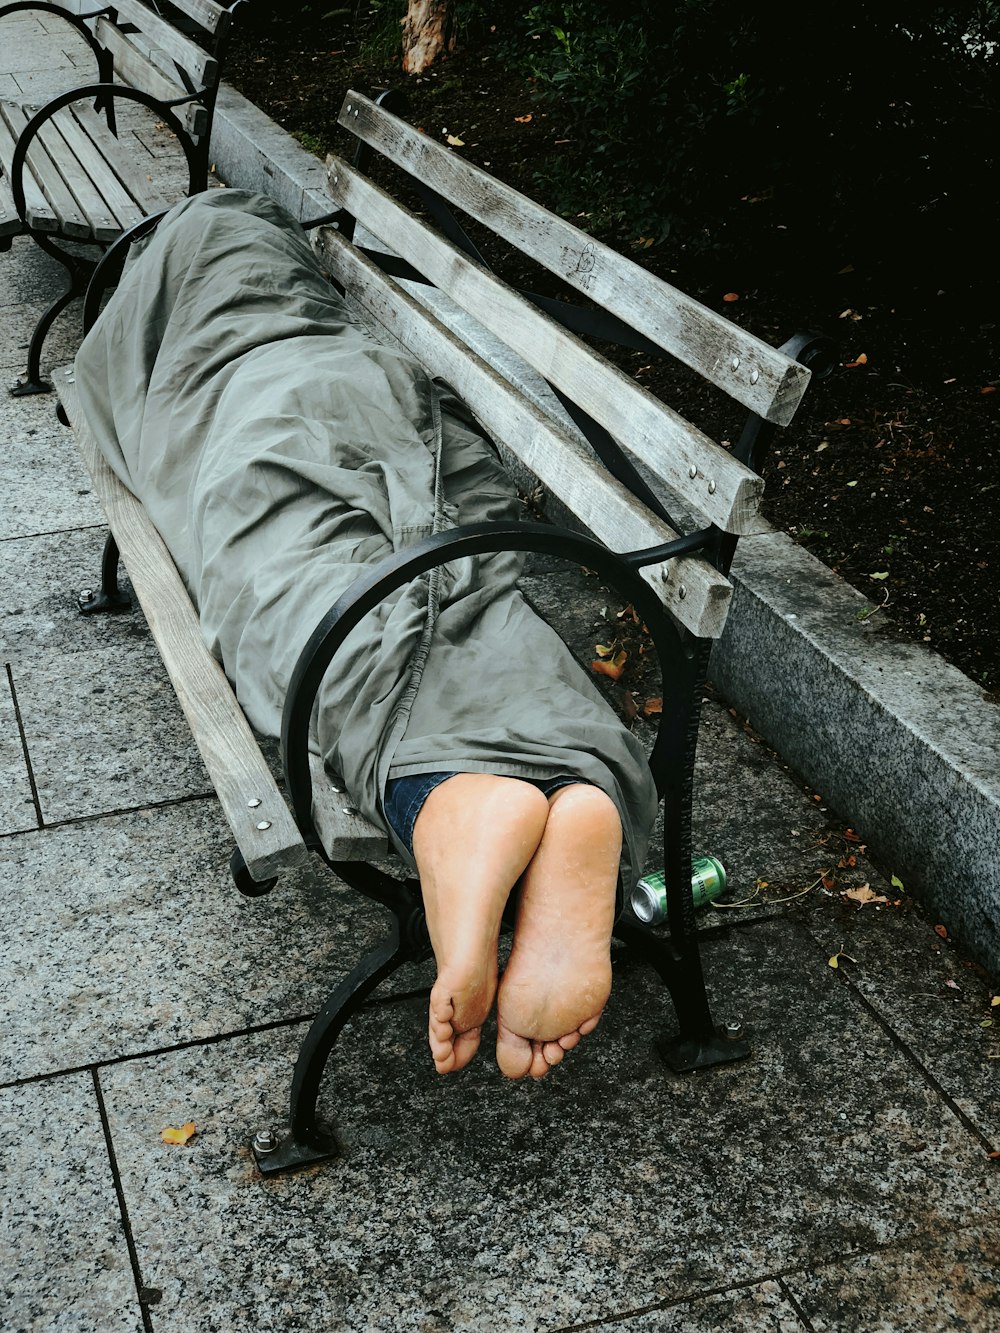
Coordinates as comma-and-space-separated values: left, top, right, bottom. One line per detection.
0, 168, 19, 240
71, 102, 171, 218
314, 226, 733, 639
338, 89, 810, 426
0, 102, 57, 232
95, 19, 207, 139
53, 367, 311, 882
165, 0, 231, 38
325, 154, 762, 536
53, 102, 143, 232
110, 0, 218, 88
309, 754, 390, 860
46, 106, 119, 240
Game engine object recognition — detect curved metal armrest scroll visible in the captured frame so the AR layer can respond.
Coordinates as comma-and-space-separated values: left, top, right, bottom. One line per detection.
281, 520, 692, 847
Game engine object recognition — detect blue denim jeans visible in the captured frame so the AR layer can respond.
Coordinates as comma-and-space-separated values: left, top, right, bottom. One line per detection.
383, 770, 585, 855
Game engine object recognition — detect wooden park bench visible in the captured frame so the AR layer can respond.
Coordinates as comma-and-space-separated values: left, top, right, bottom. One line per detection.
53, 88, 834, 1175
0, 0, 239, 395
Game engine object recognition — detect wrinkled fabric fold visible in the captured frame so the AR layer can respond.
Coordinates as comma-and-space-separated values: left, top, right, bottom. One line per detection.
75, 190, 658, 884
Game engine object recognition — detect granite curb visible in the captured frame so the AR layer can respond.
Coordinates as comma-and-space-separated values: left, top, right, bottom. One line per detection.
208, 79, 999, 972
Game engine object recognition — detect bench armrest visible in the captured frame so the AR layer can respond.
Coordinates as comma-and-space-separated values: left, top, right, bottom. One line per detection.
9, 83, 198, 225
282, 521, 692, 847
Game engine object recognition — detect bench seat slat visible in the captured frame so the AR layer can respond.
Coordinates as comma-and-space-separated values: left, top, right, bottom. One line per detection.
339, 90, 810, 427
70, 102, 172, 219
0, 169, 18, 241
53, 367, 312, 882
1, 102, 91, 237
45, 107, 123, 240
309, 754, 390, 859
325, 155, 763, 536
52, 102, 146, 233
314, 225, 733, 639
0, 102, 58, 232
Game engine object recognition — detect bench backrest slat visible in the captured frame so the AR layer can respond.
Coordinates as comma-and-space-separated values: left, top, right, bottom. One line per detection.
164, 0, 232, 39
313, 225, 733, 639
109, 0, 219, 89
94, 19, 208, 137
54, 368, 311, 882
338, 90, 810, 427
325, 156, 763, 536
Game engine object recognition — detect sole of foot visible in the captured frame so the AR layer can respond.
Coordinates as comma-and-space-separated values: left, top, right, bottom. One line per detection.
495, 784, 621, 1080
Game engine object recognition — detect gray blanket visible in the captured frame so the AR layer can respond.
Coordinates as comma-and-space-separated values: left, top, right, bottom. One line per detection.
75, 191, 656, 883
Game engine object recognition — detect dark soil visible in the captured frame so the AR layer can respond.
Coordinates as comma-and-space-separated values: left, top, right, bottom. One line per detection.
225, 10, 998, 694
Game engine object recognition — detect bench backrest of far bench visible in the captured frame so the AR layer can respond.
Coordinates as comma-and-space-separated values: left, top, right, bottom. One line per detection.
0, 0, 234, 245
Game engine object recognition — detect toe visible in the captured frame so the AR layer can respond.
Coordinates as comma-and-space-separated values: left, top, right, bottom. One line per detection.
542, 1040, 565, 1066
451, 1025, 482, 1072
496, 1019, 533, 1079
528, 1043, 551, 1079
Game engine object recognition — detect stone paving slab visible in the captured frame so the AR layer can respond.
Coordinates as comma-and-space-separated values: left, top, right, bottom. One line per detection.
10, 638, 211, 823
0, 393, 100, 539
584, 1281, 806, 1331
0, 299, 82, 376
96, 919, 998, 1332
0, 1072, 144, 1333
0, 668, 36, 835
2, 528, 212, 821
785, 1226, 1000, 1331
795, 894, 1000, 1147
0, 799, 390, 1083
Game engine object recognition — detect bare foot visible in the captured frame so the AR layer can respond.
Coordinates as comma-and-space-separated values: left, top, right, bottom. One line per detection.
496, 785, 622, 1079
412, 774, 550, 1074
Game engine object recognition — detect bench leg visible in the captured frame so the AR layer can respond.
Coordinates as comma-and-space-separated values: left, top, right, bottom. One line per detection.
78, 534, 130, 614
626, 640, 752, 1073
251, 918, 414, 1176
11, 251, 90, 397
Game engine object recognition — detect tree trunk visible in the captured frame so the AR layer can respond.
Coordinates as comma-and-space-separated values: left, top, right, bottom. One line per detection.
401, 0, 455, 75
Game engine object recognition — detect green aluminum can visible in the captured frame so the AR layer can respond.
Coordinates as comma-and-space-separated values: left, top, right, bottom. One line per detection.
629, 857, 727, 925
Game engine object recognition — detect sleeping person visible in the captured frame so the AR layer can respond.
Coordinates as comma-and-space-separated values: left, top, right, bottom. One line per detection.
75, 190, 658, 1080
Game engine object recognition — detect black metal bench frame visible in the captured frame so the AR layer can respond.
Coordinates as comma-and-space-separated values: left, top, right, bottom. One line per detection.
68, 89, 834, 1176
0, 0, 242, 396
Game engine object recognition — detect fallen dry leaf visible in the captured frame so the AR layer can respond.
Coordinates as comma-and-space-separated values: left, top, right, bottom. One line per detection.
944, 979, 961, 991
160, 1121, 196, 1146
988, 1150, 1000, 1160
446, 134, 465, 146
514, 114, 532, 123
722, 292, 739, 302
982, 386, 997, 395
643, 697, 663, 716
828, 947, 857, 970
844, 353, 869, 368
842, 882, 889, 907
591, 650, 627, 681
934, 924, 949, 939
